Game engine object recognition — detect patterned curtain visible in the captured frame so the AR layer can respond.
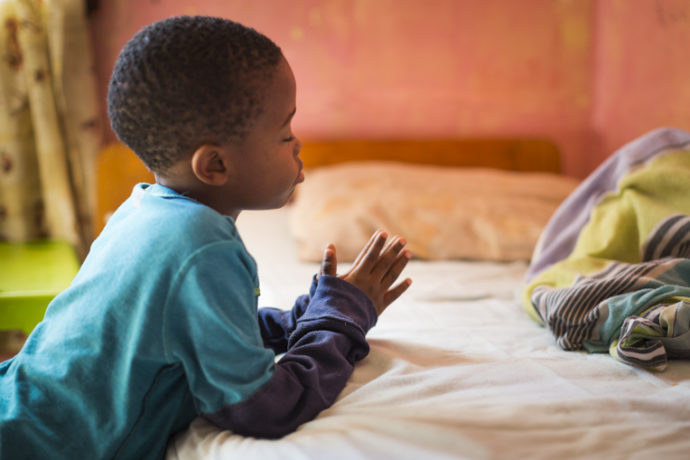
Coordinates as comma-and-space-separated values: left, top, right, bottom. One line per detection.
0, 0, 102, 259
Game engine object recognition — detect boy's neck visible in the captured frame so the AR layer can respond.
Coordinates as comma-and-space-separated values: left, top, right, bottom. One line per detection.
155, 173, 240, 221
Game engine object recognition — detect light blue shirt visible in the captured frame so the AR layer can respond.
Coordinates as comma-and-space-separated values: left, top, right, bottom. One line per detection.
0, 184, 275, 458
0, 183, 376, 459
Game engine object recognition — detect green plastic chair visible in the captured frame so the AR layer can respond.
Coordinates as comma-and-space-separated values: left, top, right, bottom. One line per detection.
0, 240, 79, 335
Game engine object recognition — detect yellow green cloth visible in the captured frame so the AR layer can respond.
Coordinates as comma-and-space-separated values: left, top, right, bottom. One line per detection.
523, 128, 690, 371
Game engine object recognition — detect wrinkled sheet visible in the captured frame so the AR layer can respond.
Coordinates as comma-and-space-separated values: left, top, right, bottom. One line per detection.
167, 207, 690, 460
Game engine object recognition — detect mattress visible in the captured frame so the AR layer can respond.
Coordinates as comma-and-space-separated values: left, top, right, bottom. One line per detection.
167, 207, 690, 460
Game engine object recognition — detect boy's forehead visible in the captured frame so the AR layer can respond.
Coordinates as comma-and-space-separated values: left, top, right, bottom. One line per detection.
259, 59, 296, 121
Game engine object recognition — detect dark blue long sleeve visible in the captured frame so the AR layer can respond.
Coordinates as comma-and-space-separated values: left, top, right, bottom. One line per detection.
257, 278, 316, 353
205, 275, 377, 438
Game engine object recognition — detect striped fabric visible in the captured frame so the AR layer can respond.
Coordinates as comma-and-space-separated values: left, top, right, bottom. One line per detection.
642, 214, 690, 261
523, 128, 690, 371
613, 300, 690, 371
531, 215, 690, 370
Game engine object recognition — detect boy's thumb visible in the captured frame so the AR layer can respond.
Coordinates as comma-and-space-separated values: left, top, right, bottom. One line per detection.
320, 243, 337, 276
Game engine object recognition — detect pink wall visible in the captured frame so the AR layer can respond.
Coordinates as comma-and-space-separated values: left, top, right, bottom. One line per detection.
89, 0, 690, 178
591, 0, 690, 167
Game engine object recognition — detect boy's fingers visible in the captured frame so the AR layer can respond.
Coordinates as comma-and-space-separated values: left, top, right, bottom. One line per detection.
372, 237, 407, 279
355, 231, 388, 271
381, 250, 411, 287
377, 235, 403, 264
381, 278, 413, 311
352, 230, 384, 267
320, 243, 337, 276
379, 233, 399, 254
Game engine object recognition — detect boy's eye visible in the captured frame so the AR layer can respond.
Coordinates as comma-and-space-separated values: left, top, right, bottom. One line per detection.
283, 135, 295, 142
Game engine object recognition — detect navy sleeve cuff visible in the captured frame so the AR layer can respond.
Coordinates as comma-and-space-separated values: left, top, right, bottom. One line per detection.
290, 275, 377, 346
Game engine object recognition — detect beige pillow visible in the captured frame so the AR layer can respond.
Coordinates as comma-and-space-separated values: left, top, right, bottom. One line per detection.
289, 162, 578, 262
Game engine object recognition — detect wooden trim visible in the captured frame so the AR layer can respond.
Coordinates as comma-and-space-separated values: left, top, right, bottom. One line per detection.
300, 139, 561, 173
95, 143, 153, 234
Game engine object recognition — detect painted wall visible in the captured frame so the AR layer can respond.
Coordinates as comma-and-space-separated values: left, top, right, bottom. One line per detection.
88, 0, 690, 178
591, 0, 690, 165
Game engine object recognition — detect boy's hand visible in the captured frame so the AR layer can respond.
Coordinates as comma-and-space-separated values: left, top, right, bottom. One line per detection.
320, 230, 412, 316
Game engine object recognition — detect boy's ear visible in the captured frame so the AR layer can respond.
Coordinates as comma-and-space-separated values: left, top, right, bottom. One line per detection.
190, 145, 231, 185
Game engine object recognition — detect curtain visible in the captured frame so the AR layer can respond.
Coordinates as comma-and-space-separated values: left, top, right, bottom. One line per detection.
0, 0, 102, 259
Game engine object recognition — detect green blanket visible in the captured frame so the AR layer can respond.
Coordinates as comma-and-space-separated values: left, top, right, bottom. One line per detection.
523, 128, 690, 370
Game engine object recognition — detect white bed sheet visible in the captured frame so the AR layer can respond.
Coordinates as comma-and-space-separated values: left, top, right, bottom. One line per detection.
167, 208, 690, 460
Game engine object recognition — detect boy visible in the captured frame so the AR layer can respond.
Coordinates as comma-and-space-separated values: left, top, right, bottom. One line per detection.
0, 16, 411, 459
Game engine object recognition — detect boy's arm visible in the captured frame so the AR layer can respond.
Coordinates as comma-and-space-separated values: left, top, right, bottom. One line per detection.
256, 289, 311, 354
207, 274, 376, 438
207, 231, 411, 438
167, 231, 410, 439
258, 273, 339, 353
257, 230, 411, 354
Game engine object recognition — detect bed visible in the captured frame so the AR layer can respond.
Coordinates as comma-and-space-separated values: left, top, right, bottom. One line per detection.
98, 136, 690, 459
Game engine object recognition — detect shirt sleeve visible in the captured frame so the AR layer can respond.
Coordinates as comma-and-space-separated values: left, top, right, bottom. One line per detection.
205, 274, 378, 438
163, 241, 276, 414
257, 277, 317, 353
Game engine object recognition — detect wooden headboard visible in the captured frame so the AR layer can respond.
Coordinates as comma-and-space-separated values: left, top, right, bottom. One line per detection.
300, 139, 560, 172
96, 143, 154, 234
95, 139, 561, 234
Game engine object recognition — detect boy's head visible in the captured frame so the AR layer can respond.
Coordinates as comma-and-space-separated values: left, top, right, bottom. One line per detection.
107, 16, 283, 173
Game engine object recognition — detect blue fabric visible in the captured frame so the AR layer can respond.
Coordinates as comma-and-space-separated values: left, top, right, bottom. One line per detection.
0, 184, 375, 459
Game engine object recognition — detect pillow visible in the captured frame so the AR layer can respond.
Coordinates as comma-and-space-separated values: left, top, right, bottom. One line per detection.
289, 161, 579, 262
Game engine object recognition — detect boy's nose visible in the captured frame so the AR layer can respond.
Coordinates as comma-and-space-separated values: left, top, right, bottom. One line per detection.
294, 139, 302, 156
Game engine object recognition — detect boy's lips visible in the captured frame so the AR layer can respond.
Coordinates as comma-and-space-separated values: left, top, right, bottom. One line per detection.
296, 168, 305, 184
295, 158, 304, 184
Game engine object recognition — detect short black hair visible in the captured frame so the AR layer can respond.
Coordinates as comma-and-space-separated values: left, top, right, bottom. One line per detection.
107, 16, 282, 173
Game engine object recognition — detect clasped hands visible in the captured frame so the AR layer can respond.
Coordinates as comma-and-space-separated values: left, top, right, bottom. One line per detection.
320, 230, 412, 316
